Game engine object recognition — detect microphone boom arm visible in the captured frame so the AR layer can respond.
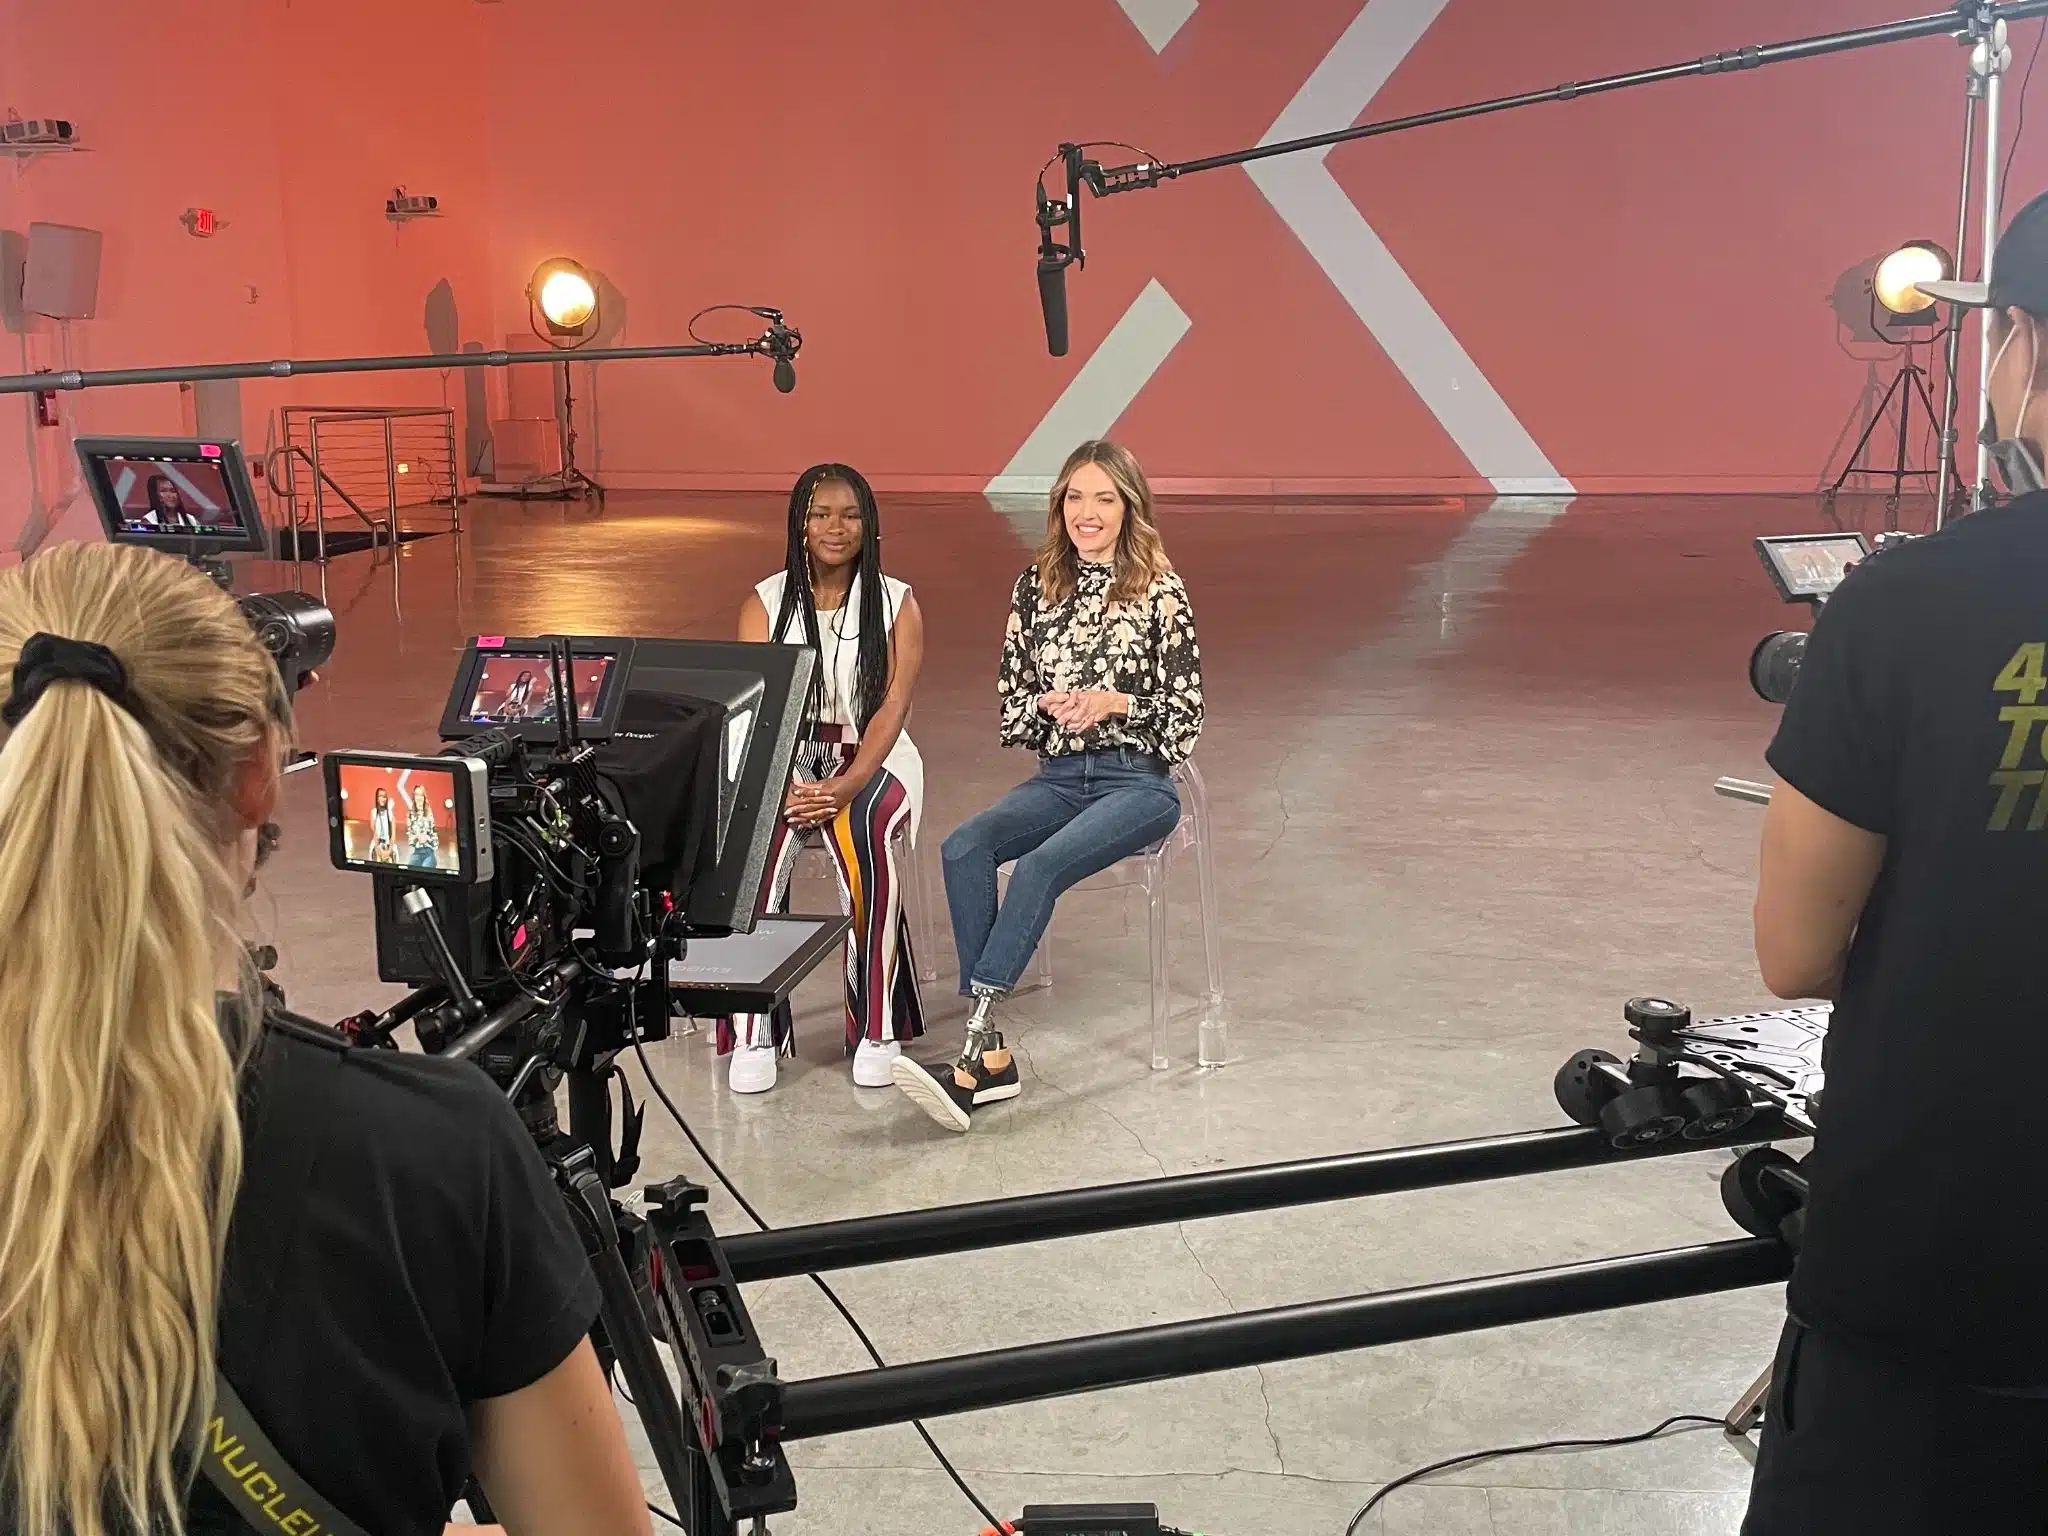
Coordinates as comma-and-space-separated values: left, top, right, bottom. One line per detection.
0, 324, 803, 397
1052, 1, 2048, 227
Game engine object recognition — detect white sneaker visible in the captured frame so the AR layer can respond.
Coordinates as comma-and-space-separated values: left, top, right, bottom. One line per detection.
728, 1043, 778, 1095
853, 1038, 902, 1088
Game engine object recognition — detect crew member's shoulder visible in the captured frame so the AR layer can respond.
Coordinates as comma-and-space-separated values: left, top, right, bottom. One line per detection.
259, 1022, 512, 1144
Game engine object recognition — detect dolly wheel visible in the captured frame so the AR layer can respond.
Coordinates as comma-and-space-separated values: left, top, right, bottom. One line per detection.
1680, 1077, 1757, 1141
1598, 1083, 1688, 1149
1721, 1147, 1803, 1239
1554, 1048, 1623, 1128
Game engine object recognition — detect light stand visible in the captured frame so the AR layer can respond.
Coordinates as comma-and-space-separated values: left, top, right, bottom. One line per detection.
1824, 296, 1960, 527
528, 279, 607, 506
551, 359, 605, 505
1035, 0, 2048, 522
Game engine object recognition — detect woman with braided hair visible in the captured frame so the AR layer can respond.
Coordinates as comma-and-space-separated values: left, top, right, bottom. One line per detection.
714, 461, 929, 1095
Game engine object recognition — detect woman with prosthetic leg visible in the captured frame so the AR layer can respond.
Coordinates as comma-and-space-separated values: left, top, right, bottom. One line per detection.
895, 440, 1203, 1131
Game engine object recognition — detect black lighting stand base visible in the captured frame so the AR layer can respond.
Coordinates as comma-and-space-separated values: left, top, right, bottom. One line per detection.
1824, 358, 1963, 529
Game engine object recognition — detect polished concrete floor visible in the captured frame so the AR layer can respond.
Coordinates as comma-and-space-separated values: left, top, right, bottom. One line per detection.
256, 487, 1904, 1536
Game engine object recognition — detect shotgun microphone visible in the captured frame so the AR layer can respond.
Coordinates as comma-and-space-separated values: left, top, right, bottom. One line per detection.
756, 311, 801, 394
1037, 253, 1070, 358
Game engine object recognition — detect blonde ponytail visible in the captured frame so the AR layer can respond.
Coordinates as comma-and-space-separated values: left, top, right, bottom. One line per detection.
0, 543, 289, 1536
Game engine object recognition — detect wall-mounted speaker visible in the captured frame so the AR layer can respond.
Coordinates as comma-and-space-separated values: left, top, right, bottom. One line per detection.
22, 222, 101, 320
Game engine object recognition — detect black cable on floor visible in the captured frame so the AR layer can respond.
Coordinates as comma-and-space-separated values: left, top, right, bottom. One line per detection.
1341, 1414, 1729, 1533
649, 1503, 685, 1530
631, 1030, 1009, 1535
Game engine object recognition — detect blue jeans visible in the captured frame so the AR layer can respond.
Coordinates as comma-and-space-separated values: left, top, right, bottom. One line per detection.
942, 750, 1182, 995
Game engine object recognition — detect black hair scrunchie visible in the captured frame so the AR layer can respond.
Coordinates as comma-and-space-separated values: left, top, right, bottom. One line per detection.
2, 633, 134, 727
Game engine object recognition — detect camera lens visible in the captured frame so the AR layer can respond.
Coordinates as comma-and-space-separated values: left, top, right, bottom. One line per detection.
238, 591, 336, 695
1750, 631, 1808, 705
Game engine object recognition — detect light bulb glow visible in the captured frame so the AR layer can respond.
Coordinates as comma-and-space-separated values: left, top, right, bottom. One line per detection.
1874, 242, 1952, 316
537, 268, 597, 329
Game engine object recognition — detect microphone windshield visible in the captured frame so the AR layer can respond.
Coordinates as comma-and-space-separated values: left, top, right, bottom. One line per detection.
1037, 257, 1070, 358
772, 355, 797, 394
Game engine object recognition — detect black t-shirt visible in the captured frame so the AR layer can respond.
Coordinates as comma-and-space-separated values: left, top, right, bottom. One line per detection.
179, 1021, 601, 1534
1767, 494, 2048, 1388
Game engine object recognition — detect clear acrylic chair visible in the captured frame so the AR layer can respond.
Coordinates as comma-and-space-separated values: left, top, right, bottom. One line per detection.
999, 757, 1228, 1070
792, 820, 940, 984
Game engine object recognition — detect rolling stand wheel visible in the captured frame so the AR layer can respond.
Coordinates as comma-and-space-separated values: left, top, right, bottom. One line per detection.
1722, 1147, 1803, 1239
1554, 1049, 1623, 1127
1598, 1083, 1688, 1148
1679, 1077, 1757, 1141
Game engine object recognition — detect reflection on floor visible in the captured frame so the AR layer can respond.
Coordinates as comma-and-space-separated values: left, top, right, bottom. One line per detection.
262, 489, 1902, 1536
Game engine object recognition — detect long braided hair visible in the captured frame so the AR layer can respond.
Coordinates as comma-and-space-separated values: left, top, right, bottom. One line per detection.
773, 463, 892, 734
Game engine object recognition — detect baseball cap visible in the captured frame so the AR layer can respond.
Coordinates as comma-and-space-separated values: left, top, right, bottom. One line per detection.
1918, 189, 2048, 314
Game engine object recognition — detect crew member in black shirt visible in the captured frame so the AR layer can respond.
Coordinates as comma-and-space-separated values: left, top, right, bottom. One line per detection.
1742, 192, 2048, 1531
0, 542, 653, 1536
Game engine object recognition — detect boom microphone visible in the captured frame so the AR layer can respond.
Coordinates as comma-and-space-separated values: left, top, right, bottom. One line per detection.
759, 312, 801, 394
1037, 255, 1070, 358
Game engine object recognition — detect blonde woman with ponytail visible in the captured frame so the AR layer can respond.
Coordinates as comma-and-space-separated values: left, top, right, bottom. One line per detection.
0, 543, 651, 1536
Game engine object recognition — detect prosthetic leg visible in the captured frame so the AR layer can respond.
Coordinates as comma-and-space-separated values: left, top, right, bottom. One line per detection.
893, 982, 1024, 1133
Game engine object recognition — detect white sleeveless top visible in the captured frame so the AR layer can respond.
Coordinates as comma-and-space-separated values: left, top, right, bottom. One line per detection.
756, 569, 924, 839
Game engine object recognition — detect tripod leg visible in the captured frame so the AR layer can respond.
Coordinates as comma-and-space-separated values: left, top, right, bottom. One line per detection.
1829, 368, 1911, 497
1890, 363, 1914, 521
1908, 364, 1963, 519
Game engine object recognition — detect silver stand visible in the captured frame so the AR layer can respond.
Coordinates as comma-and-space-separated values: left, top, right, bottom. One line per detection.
1971, 11, 2015, 514
1935, 29, 1984, 530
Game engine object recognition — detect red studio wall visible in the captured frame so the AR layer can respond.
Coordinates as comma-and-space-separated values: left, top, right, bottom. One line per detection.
5, 0, 2047, 528
0, 0, 494, 556
476, 0, 2048, 495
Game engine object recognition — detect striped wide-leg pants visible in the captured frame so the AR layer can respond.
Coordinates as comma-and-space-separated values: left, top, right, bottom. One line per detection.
716, 729, 925, 1057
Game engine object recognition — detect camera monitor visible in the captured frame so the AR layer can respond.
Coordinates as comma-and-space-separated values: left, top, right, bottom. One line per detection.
440, 636, 636, 743
323, 751, 494, 885
1756, 533, 1871, 605
76, 436, 268, 556
610, 638, 816, 936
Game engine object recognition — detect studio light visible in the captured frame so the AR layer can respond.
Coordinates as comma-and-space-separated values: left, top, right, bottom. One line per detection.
528, 257, 599, 340
523, 257, 606, 504
1873, 240, 1953, 322
1825, 238, 1963, 520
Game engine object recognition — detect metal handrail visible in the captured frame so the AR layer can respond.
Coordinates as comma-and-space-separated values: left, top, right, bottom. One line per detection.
263, 443, 379, 533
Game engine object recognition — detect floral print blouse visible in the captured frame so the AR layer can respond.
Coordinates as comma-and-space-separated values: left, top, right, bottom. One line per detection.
997, 561, 1204, 765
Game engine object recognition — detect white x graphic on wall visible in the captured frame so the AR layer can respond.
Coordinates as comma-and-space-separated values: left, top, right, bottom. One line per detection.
991, 0, 1572, 497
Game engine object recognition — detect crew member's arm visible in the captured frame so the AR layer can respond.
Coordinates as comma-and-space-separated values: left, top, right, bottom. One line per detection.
1755, 783, 1886, 998
1753, 567, 1902, 1002
797, 595, 925, 824
469, 1341, 651, 1536
462, 1100, 651, 1536
998, 572, 1051, 749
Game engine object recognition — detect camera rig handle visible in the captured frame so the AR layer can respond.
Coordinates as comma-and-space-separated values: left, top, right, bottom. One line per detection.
643, 1177, 798, 1529
399, 887, 487, 1027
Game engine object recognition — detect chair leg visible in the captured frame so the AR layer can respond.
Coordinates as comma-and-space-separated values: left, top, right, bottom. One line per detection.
910, 832, 941, 984
1146, 857, 1170, 1070
1191, 818, 1228, 1069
